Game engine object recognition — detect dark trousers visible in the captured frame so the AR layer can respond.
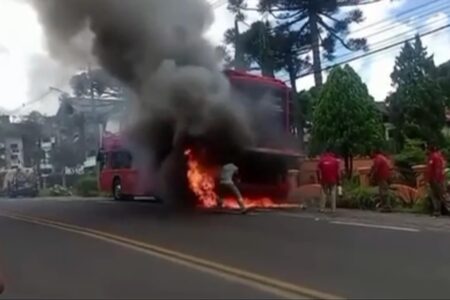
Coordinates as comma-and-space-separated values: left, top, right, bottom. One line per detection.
378, 180, 390, 209
217, 182, 245, 210
429, 181, 444, 215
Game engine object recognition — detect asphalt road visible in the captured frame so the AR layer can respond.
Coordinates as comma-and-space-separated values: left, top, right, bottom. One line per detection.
1, 197, 450, 299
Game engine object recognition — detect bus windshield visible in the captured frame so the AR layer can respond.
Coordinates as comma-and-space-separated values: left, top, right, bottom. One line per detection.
229, 78, 287, 130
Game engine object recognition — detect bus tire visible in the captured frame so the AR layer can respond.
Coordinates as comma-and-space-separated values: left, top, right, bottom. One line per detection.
112, 178, 124, 201
113, 178, 134, 201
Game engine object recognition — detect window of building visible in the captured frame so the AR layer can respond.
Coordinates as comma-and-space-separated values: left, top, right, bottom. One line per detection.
10, 143, 19, 153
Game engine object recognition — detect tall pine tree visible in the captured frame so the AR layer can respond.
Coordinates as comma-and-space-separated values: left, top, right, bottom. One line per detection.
389, 35, 446, 149
258, 0, 369, 86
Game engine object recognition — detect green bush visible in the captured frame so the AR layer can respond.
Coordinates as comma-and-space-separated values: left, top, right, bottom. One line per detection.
340, 182, 403, 210
341, 176, 360, 190
441, 135, 450, 160
74, 175, 99, 197
445, 169, 450, 184
340, 185, 378, 209
399, 197, 431, 214
40, 185, 72, 197
394, 139, 426, 186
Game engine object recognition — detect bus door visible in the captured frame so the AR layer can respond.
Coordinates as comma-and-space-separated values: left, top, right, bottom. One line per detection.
110, 150, 138, 195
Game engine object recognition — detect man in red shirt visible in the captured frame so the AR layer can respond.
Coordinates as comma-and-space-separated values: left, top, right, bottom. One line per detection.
426, 145, 446, 217
317, 148, 340, 213
370, 150, 392, 212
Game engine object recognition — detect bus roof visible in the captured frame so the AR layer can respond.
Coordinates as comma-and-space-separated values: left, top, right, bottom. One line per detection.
223, 69, 289, 89
102, 71, 290, 150
101, 132, 124, 150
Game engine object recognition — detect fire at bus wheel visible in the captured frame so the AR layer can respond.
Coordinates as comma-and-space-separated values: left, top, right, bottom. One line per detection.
112, 177, 133, 201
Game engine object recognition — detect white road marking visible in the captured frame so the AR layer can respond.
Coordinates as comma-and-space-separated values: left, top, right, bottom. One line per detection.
274, 212, 421, 232
330, 221, 420, 232
274, 212, 320, 220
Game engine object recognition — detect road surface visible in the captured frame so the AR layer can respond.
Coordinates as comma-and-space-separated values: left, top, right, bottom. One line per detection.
0, 197, 450, 299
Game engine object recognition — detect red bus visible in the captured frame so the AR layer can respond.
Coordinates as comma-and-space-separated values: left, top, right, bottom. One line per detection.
97, 70, 300, 201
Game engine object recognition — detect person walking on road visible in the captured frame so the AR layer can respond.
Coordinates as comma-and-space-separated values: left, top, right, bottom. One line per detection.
370, 150, 392, 212
317, 149, 340, 213
217, 162, 246, 213
426, 145, 446, 217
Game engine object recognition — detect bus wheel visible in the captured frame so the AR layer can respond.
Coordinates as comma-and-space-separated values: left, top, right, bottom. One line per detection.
113, 178, 123, 201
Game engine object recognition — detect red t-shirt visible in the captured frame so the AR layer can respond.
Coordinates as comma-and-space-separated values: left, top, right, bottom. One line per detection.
318, 153, 340, 185
426, 151, 446, 183
372, 153, 391, 182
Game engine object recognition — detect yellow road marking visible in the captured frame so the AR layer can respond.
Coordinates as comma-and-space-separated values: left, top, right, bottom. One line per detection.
0, 211, 342, 300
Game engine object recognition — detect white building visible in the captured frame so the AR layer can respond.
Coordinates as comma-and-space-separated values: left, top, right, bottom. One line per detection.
5, 137, 24, 168
39, 136, 56, 176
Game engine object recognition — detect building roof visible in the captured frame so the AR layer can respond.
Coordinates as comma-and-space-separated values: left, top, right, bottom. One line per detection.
57, 97, 126, 118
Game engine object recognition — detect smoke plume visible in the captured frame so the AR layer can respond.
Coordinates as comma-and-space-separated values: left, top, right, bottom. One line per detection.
31, 0, 255, 206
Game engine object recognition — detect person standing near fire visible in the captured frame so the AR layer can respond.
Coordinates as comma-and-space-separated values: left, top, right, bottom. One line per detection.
370, 149, 393, 212
426, 144, 446, 217
317, 148, 340, 213
217, 162, 246, 213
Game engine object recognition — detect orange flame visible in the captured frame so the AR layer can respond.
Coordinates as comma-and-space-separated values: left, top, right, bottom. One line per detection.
184, 149, 218, 208
184, 149, 298, 210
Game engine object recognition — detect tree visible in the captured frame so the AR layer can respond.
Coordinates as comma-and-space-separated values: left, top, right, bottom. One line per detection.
70, 68, 124, 98
311, 65, 383, 175
239, 21, 281, 77
223, 27, 253, 71
273, 29, 311, 91
389, 35, 446, 148
258, 0, 369, 86
224, 0, 253, 70
215, 45, 234, 68
51, 140, 84, 187
436, 60, 450, 106
295, 85, 320, 149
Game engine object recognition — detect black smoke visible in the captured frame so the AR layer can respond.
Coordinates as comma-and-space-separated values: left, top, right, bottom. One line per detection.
31, 0, 255, 206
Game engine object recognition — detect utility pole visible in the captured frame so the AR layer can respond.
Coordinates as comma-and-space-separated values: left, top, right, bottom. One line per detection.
88, 62, 95, 123
87, 63, 101, 149
233, 17, 245, 70
87, 63, 103, 178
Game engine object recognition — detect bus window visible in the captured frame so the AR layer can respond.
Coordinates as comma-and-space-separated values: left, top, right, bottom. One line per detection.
229, 79, 286, 129
110, 151, 132, 169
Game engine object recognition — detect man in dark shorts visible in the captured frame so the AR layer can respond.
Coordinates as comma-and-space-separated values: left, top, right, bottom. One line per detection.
370, 150, 392, 212
426, 145, 446, 217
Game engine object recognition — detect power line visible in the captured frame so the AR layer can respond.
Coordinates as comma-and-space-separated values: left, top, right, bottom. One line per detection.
288, 1, 450, 70
211, 0, 227, 9
331, 11, 450, 64
349, 0, 446, 35
282, 35, 438, 86
325, 0, 450, 56
243, 0, 439, 34
296, 23, 450, 79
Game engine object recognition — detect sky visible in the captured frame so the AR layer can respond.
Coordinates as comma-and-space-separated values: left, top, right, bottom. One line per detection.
0, 0, 449, 116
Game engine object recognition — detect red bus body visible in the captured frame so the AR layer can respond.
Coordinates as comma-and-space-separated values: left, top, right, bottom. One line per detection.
98, 70, 299, 200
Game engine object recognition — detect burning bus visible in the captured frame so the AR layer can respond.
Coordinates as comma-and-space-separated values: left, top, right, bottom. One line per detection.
97, 69, 302, 208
